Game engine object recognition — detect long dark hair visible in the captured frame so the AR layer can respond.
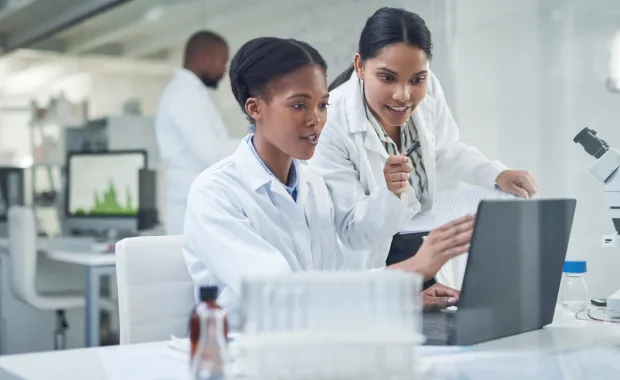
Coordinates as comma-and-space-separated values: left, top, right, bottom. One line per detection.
328, 7, 433, 91
229, 37, 327, 122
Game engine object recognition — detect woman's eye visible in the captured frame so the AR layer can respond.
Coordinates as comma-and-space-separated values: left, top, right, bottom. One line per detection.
380, 74, 393, 82
319, 102, 330, 109
412, 76, 427, 84
292, 103, 305, 109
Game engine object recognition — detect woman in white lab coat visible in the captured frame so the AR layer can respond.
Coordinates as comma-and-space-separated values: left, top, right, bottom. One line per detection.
309, 7, 538, 287
182, 36, 474, 327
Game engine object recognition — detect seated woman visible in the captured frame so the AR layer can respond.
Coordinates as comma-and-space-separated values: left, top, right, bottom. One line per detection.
182, 36, 473, 327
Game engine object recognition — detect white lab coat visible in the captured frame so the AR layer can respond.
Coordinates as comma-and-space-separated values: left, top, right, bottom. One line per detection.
155, 68, 238, 235
182, 137, 413, 327
309, 71, 506, 284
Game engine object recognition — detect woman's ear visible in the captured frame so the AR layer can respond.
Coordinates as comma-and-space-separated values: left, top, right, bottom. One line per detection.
245, 97, 260, 121
353, 54, 365, 80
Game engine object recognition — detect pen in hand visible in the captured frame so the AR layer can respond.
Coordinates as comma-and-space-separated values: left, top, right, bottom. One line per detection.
404, 141, 421, 158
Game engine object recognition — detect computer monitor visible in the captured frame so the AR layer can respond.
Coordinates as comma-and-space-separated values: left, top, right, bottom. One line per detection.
65, 150, 147, 218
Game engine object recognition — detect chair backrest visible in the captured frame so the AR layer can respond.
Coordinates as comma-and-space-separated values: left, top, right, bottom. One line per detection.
7, 206, 38, 305
115, 235, 195, 344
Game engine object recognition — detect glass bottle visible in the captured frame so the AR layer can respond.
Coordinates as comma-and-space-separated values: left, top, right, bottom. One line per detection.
561, 260, 589, 315
189, 286, 229, 359
190, 306, 230, 380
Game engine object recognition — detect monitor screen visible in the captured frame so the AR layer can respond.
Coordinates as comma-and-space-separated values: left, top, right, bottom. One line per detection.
67, 151, 146, 217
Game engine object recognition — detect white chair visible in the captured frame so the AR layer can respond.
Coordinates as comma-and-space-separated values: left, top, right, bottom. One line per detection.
8, 206, 84, 350
115, 235, 195, 344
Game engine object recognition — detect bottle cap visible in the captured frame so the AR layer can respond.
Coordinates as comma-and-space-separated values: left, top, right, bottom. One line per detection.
199, 286, 219, 301
563, 260, 587, 274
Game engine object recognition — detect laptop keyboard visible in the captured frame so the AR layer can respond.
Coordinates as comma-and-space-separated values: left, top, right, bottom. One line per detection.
422, 312, 456, 345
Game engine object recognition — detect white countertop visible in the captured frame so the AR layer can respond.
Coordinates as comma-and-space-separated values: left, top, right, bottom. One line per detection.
1, 311, 619, 380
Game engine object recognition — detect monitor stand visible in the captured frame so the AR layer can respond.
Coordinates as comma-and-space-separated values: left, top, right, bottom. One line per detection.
62, 217, 137, 240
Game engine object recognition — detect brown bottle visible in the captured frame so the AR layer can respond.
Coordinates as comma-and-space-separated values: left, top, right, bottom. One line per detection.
189, 286, 229, 359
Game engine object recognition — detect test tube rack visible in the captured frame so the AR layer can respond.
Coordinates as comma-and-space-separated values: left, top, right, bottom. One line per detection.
230, 270, 424, 380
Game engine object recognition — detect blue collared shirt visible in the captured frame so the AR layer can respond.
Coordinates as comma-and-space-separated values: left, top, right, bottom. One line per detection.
246, 134, 298, 201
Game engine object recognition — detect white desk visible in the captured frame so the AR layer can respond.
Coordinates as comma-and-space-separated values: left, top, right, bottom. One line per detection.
45, 250, 116, 348
0, 238, 117, 348
0, 341, 184, 380
1, 319, 619, 380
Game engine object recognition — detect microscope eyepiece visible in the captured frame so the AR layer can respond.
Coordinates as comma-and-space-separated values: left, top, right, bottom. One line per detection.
573, 127, 609, 159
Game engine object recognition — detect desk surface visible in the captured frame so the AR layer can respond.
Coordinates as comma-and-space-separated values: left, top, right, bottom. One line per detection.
0, 237, 116, 267
1, 316, 619, 380
45, 250, 115, 267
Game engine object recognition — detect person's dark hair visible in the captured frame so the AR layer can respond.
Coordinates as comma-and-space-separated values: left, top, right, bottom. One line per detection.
183, 30, 227, 66
329, 7, 433, 91
229, 37, 328, 122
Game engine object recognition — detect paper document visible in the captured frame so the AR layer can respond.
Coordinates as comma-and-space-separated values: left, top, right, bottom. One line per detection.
402, 186, 518, 234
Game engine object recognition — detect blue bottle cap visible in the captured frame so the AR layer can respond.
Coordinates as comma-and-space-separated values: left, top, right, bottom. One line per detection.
563, 260, 587, 274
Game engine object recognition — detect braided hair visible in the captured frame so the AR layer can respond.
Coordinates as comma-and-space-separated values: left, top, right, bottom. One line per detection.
229, 37, 328, 123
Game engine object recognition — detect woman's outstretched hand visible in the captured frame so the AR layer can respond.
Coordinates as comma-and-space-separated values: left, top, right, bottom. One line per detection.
388, 215, 474, 281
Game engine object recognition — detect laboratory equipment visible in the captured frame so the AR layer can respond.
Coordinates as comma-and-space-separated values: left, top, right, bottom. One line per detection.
63, 150, 147, 236
561, 261, 589, 315
232, 271, 423, 380
0, 167, 25, 237
190, 307, 230, 380
65, 115, 159, 169
573, 127, 620, 316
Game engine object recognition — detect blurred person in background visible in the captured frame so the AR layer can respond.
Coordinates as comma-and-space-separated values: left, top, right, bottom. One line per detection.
156, 30, 238, 235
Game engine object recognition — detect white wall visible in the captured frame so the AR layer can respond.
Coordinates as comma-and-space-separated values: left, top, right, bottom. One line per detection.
446, 0, 620, 297
203, 0, 451, 138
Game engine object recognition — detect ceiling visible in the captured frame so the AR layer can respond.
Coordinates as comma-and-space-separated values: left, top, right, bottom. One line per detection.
27, 0, 324, 61
0, 0, 132, 55
1, 0, 619, 97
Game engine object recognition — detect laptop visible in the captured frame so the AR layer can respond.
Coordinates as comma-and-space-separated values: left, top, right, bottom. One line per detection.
422, 198, 577, 346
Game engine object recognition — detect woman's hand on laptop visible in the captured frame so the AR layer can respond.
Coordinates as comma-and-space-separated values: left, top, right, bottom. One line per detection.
422, 283, 460, 311
388, 215, 474, 281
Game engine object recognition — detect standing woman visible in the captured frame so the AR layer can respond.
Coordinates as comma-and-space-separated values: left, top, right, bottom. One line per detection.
309, 7, 537, 287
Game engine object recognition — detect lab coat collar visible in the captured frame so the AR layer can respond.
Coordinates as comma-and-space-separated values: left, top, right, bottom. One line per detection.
233, 135, 309, 198
342, 72, 372, 134
174, 68, 213, 93
339, 74, 386, 158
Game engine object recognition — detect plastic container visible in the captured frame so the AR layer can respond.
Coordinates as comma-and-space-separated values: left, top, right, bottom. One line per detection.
561, 261, 589, 315
234, 271, 424, 380
190, 286, 229, 360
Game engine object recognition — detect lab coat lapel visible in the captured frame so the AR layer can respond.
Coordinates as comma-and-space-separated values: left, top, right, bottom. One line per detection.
343, 75, 388, 191
233, 139, 272, 192
411, 109, 436, 200
363, 127, 390, 159
233, 141, 308, 271
294, 177, 318, 269
265, 164, 314, 271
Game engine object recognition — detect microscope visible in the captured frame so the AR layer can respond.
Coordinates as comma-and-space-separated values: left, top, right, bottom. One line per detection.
573, 127, 620, 316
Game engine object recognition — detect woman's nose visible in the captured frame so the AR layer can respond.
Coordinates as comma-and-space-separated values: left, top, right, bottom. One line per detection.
393, 85, 411, 103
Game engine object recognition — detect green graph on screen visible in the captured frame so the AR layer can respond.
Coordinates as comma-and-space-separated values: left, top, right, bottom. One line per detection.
74, 180, 137, 216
